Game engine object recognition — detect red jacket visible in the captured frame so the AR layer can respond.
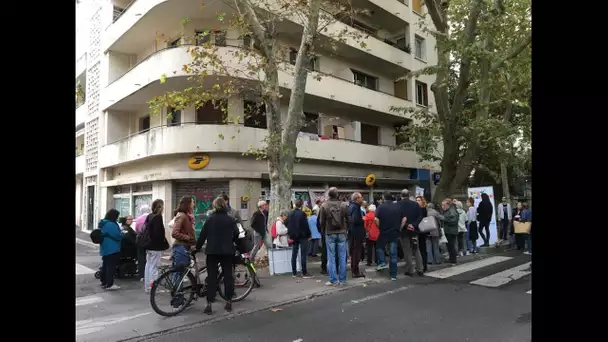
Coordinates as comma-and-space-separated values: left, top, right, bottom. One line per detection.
363, 212, 379, 241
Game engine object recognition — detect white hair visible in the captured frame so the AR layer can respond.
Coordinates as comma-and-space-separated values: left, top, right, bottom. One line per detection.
368, 204, 376, 212
138, 204, 151, 216
454, 200, 463, 209
351, 192, 362, 201
257, 200, 267, 208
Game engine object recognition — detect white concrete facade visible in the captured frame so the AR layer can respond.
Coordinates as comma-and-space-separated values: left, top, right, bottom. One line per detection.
75, 0, 439, 231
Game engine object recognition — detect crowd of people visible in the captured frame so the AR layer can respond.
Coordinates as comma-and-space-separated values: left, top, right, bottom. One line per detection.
93, 187, 532, 312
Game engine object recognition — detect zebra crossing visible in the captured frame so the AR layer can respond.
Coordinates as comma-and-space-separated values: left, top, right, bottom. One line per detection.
425, 255, 532, 294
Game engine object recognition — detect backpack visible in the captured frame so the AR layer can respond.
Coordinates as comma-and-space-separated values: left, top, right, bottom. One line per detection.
136, 215, 151, 248
328, 203, 344, 230
90, 228, 103, 244
270, 220, 278, 239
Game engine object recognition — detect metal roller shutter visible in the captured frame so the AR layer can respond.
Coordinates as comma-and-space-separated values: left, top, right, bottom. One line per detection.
173, 181, 230, 238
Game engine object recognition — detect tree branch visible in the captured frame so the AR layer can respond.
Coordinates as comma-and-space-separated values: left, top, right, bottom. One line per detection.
490, 34, 531, 72
424, 0, 448, 33
449, 0, 483, 118
237, 0, 271, 58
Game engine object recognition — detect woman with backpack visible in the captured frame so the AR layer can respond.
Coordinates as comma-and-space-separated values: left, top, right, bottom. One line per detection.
272, 211, 290, 248
99, 209, 123, 290
139, 199, 170, 293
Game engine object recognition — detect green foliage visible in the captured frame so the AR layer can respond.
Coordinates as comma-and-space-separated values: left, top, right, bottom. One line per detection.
394, 0, 531, 198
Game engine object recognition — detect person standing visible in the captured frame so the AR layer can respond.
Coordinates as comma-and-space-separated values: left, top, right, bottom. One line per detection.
363, 204, 379, 266
476, 193, 493, 247
425, 203, 442, 264
99, 209, 123, 290
374, 191, 405, 281
249, 200, 268, 260
194, 196, 240, 315
140, 199, 170, 293
308, 209, 321, 257
497, 197, 512, 243
347, 192, 366, 278
439, 199, 460, 264
512, 202, 526, 250
455, 200, 469, 256
319, 187, 349, 285
398, 190, 423, 276
415, 196, 429, 272
272, 211, 290, 248
287, 199, 313, 278
171, 197, 196, 281
467, 197, 479, 253
134, 205, 151, 282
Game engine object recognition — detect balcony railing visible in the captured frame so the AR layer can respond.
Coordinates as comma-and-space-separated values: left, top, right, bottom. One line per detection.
100, 122, 419, 169
110, 1, 136, 26
107, 43, 406, 100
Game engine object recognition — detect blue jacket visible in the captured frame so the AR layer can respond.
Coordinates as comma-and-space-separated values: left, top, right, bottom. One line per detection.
308, 215, 321, 239
520, 209, 532, 222
99, 219, 123, 257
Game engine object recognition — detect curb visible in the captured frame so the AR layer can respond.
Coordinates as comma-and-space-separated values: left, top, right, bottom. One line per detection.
117, 278, 380, 341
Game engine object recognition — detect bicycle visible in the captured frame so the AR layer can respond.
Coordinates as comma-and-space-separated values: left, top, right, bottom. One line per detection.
149, 250, 257, 317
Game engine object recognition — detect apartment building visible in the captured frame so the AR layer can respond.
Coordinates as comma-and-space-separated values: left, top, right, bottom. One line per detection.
75, 0, 439, 233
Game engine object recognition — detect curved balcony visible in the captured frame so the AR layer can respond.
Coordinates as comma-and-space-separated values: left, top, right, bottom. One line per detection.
103, 45, 414, 118
104, 0, 413, 72
99, 123, 420, 169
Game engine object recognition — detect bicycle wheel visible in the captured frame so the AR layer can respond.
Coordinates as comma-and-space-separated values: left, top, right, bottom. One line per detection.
217, 263, 255, 302
150, 269, 196, 317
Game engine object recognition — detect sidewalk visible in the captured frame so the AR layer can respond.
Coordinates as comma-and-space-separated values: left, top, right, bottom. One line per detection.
76, 271, 377, 342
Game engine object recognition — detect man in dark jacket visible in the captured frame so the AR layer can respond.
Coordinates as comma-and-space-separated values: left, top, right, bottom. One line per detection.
287, 199, 312, 278
476, 193, 493, 246
348, 192, 366, 278
439, 198, 460, 264
398, 189, 424, 276
249, 200, 268, 260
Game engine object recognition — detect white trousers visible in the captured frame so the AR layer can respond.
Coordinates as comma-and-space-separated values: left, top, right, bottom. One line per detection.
144, 251, 162, 291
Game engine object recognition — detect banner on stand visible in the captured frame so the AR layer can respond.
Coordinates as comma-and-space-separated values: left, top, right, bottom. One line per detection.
467, 186, 497, 246
415, 187, 424, 198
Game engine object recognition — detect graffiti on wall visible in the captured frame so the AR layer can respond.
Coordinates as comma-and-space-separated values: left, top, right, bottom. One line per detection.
192, 192, 215, 238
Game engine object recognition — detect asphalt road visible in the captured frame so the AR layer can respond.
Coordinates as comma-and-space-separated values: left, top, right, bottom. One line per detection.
150, 269, 531, 342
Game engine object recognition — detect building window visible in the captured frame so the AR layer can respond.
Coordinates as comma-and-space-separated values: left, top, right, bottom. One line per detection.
415, 35, 425, 60
112, 6, 125, 22
139, 116, 151, 133
242, 35, 252, 49
244, 101, 267, 129
196, 101, 227, 124
289, 49, 297, 65
301, 112, 319, 134
361, 123, 379, 146
352, 70, 378, 90
415, 81, 429, 106
289, 49, 317, 70
195, 30, 210, 46
395, 123, 409, 146
213, 30, 227, 47
169, 38, 181, 48
396, 36, 410, 53
167, 107, 181, 126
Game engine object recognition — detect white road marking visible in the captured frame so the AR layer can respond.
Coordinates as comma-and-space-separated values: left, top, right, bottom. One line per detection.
349, 285, 413, 305
526, 290, 531, 294
470, 262, 532, 288
76, 263, 97, 275
76, 312, 152, 337
425, 256, 513, 279
293, 339, 304, 342
76, 238, 99, 249
76, 295, 104, 307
